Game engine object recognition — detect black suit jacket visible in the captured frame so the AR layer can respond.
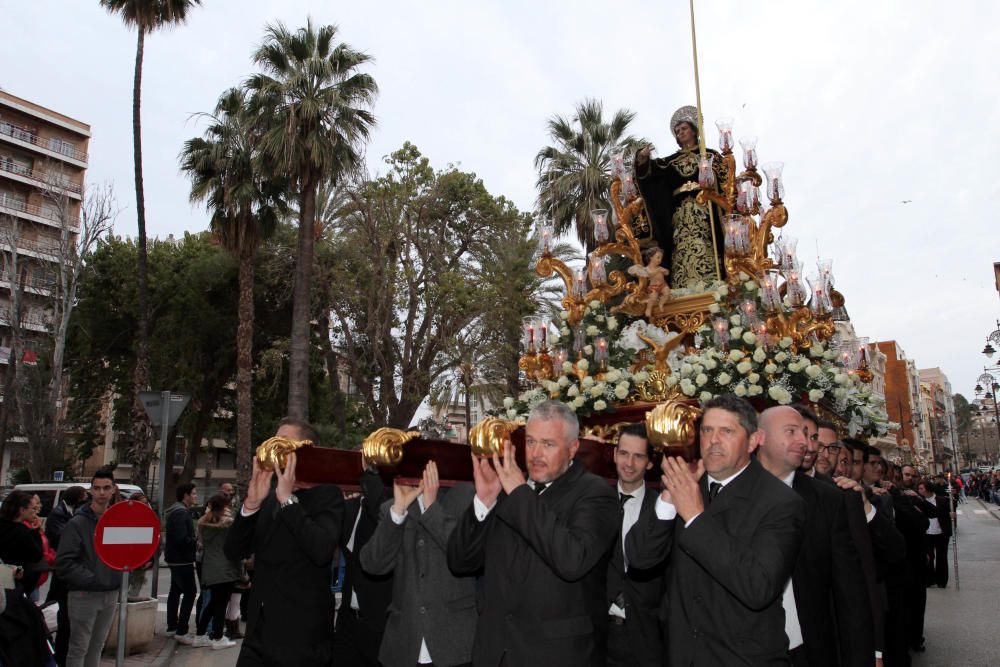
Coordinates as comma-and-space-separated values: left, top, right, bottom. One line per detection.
447, 460, 618, 667
791, 472, 874, 666
338, 470, 393, 635
225, 484, 344, 666
606, 486, 665, 667
626, 458, 805, 666
929, 494, 954, 537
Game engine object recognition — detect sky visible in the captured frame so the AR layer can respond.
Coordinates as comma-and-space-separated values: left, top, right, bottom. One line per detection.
1, 0, 998, 402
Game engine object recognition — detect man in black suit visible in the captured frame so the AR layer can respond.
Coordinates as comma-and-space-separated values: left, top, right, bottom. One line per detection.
757, 406, 874, 666
447, 400, 618, 667
917, 480, 954, 588
605, 423, 665, 667
626, 394, 805, 666
895, 465, 937, 656
333, 465, 394, 667
225, 418, 345, 666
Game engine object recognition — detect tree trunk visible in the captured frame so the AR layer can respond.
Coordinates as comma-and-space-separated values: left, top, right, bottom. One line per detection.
235, 236, 255, 490
287, 172, 318, 420
0, 360, 15, 481
319, 311, 347, 441
130, 28, 153, 490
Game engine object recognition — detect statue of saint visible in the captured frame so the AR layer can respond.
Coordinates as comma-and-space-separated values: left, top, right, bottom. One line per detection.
634, 105, 727, 289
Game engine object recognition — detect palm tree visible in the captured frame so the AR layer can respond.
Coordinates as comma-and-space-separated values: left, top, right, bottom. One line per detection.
180, 87, 282, 489
246, 18, 378, 420
429, 336, 507, 434
100, 0, 203, 487
535, 99, 642, 252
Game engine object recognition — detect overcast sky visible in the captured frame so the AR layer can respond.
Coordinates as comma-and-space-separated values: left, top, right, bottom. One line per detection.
2, 1, 998, 403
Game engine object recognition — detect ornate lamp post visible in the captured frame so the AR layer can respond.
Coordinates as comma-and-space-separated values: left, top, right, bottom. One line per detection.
973, 368, 1000, 464
983, 319, 1000, 359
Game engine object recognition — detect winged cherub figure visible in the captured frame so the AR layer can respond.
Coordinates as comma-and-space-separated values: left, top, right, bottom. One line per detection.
628, 246, 672, 318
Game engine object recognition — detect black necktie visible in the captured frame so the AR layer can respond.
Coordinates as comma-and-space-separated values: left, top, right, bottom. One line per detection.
618, 492, 633, 514
708, 481, 722, 504
533, 482, 548, 495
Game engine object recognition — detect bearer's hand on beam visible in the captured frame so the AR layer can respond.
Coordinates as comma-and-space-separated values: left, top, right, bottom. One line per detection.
661, 456, 705, 523
275, 452, 297, 504
244, 456, 273, 512
493, 440, 527, 496
471, 453, 502, 510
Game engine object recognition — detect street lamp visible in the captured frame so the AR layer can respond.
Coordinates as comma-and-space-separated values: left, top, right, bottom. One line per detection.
984, 319, 1000, 359
974, 369, 1000, 464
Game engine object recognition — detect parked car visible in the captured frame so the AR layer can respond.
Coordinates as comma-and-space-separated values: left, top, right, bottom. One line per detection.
14, 481, 146, 519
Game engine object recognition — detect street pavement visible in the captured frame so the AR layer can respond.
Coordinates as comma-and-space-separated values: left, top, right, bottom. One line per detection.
912, 497, 1000, 667
93, 498, 1000, 666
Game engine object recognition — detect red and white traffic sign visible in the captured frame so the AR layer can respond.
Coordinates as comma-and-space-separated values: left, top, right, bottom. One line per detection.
95, 500, 161, 572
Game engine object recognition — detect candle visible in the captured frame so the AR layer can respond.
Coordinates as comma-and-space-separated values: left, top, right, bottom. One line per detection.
538, 321, 547, 348
539, 225, 553, 253
595, 337, 608, 366
698, 155, 715, 188
589, 255, 606, 285
740, 136, 758, 169
763, 162, 785, 202
591, 209, 609, 244
716, 117, 734, 153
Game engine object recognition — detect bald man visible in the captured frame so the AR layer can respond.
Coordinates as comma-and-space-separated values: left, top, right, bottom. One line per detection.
757, 406, 874, 667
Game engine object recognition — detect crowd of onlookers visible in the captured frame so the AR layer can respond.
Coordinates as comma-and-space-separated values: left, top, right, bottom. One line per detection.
966, 470, 1000, 505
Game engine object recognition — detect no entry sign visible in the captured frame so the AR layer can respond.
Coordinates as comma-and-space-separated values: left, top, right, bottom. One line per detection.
95, 500, 161, 572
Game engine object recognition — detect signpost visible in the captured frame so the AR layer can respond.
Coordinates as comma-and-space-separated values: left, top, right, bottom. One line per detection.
95, 500, 160, 667
138, 391, 190, 599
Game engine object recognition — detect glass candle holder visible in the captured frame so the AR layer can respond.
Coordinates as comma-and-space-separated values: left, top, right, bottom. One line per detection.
740, 136, 758, 169
538, 224, 553, 253
591, 209, 609, 244
698, 154, 716, 188
588, 255, 607, 285
713, 317, 730, 349
595, 337, 609, 369
716, 117, 734, 153
523, 318, 537, 352
572, 270, 586, 298
763, 162, 785, 201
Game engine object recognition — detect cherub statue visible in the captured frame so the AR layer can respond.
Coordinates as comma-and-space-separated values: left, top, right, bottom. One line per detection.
628, 246, 672, 318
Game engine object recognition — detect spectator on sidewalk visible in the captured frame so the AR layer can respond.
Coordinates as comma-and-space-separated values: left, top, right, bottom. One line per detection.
45, 485, 88, 667
55, 468, 122, 667
165, 483, 199, 644
192, 494, 240, 651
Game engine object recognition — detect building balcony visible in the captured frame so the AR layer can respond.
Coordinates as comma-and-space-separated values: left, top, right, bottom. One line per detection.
0, 120, 88, 165
0, 192, 80, 231
0, 308, 49, 332
0, 272, 57, 295
0, 235, 64, 261
0, 157, 82, 197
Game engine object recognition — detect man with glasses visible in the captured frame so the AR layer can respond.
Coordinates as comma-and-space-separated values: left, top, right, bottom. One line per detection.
812, 420, 841, 478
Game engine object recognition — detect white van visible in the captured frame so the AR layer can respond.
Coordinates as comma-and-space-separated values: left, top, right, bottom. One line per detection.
14, 482, 146, 519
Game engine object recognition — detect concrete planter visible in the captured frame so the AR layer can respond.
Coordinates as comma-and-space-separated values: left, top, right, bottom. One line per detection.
103, 598, 157, 655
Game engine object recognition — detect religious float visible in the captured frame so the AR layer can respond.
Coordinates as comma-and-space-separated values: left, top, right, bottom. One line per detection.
252, 99, 897, 487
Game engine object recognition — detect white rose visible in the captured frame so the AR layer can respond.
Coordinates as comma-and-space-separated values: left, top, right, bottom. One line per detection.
572, 396, 586, 408
605, 369, 621, 383
590, 385, 605, 397
787, 360, 801, 373
596, 315, 605, 322
742, 332, 757, 345
557, 375, 570, 387
586, 325, 599, 337
696, 373, 708, 387
704, 358, 718, 370
768, 386, 792, 404
805, 365, 821, 379
584, 345, 594, 355
559, 311, 570, 320
734, 384, 748, 397
578, 359, 589, 371
503, 397, 514, 408
738, 271, 750, 281
633, 371, 649, 383
824, 350, 837, 361
833, 388, 847, 399
506, 408, 518, 419
753, 348, 767, 363
718, 372, 733, 385
615, 385, 630, 399
744, 280, 757, 292
582, 375, 594, 388
730, 314, 742, 326
779, 336, 793, 349
680, 379, 696, 396
567, 385, 580, 397
560, 327, 570, 336
748, 372, 761, 384
737, 361, 753, 375
774, 352, 788, 363
748, 384, 764, 396
589, 300, 601, 309
606, 317, 618, 331
700, 391, 713, 402
709, 303, 721, 314
666, 375, 679, 387
810, 346, 824, 358
681, 363, 694, 376
809, 389, 825, 402
764, 363, 778, 374
729, 350, 745, 362
834, 373, 848, 385
562, 361, 574, 373
730, 326, 744, 338
594, 400, 607, 411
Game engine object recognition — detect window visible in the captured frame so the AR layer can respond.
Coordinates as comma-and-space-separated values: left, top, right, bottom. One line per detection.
48, 138, 76, 157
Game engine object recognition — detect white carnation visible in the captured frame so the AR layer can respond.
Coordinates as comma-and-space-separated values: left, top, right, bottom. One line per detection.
774, 352, 788, 363
696, 373, 708, 386
805, 364, 821, 379
748, 372, 761, 384
808, 389, 825, 402
594, 400, 607, 411
730, 326, 744, 338
606, 317, 618, 331
586, 325, 599, 337
572, 396, 586, 408
742, 332, 757, 345
764, 363, 778, 374
729, 349, 745, 362
734, 383, 748, 397
700, 391, 713, 402
567, 385, 580, 397
590, 385, 605, 397
779, 337, 793, 349
615, 385, 630, 399
680, 379, 696, 396
718, 372, 733, 385
557, 375, 570, 387
730, 314, 742, 326
737, 361, 753, 375
753, 348, 767, 363
748, 384, 764, 396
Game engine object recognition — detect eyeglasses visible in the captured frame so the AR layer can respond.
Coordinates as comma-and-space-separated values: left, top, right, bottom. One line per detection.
818, 444, 841, 455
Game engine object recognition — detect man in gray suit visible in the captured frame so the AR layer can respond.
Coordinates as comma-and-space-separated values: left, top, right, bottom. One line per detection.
360, 461, 476, 667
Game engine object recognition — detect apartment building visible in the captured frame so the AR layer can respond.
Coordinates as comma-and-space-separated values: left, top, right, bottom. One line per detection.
0, 90, 88, 483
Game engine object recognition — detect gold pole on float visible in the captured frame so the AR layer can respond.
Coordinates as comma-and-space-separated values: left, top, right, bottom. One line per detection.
688, 0, 722, 282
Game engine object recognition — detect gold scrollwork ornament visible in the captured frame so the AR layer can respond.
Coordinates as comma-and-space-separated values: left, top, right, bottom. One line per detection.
255, 436, 314, 472
468, 417, 523, 457
361, 428, 421, 467
645, 400, 702, 451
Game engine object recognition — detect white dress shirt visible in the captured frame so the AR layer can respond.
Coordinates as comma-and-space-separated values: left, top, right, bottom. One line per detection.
778, 471, 803, 651
924, 494, 942, 535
